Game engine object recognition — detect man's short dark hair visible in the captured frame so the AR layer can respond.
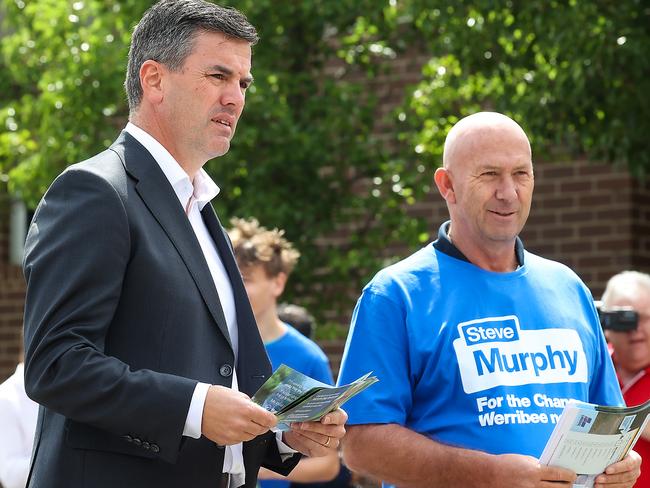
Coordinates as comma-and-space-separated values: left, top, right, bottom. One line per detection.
124, 0, 258, 111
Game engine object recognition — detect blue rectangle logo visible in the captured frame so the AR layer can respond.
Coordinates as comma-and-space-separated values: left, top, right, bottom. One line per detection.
460, 317, 520, 346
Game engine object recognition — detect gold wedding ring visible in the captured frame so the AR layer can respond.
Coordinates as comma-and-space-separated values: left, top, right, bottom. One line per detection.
324, 436, 331, 447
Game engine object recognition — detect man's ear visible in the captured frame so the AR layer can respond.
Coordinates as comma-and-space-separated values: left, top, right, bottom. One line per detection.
434, 167, 456, 204
139, 60, 165, 105
273, 272, 288, 299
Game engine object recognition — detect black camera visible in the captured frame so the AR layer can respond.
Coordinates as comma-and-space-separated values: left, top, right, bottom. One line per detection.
596, 301, 638, 332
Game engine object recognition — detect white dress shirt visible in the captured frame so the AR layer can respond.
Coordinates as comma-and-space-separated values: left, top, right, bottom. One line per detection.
0, 363, 39, 488
125, 122, 247, 484
124, 123, 294, 487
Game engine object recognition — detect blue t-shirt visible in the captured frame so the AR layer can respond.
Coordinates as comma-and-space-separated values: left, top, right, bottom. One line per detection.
260, 325, 334, 488
338, 243, 622, 486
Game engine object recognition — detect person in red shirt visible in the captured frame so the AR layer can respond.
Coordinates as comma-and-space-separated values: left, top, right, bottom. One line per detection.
602, 270, 650, 488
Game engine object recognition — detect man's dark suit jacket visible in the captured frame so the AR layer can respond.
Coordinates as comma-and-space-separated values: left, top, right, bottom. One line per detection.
22, 132, 299, 488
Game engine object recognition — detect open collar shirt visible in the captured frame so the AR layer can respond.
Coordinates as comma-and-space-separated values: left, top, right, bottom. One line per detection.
124, 122, 245, 482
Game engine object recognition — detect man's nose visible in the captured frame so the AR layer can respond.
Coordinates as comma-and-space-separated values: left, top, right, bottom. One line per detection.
221, 80, 245, 108
495, 176, 518, 201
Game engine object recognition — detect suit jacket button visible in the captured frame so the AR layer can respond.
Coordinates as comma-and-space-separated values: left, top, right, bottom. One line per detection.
133, 437, 142, 447
219, 364, 233, 377
123, 435, 133, 443
142, 441, 151, 450
151, 444, 160, 453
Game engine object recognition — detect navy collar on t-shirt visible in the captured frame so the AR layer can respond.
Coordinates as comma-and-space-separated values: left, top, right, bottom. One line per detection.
432, 221, 525, 267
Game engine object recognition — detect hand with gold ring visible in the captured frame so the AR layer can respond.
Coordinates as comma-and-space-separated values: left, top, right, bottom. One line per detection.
282, 408, 348, 458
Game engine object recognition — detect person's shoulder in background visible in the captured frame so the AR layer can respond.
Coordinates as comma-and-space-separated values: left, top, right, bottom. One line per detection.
269, 325, 332, 385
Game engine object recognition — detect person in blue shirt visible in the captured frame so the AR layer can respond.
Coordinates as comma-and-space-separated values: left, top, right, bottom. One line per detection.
229, 218, 341, 488
337, 111, 641, 488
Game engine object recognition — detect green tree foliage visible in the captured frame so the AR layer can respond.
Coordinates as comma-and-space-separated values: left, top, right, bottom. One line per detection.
210, 1, 428, 317
0, 0, 425, 319
1, 1, 648, 320
0, 0, 148, 204
398, 1, 650, 174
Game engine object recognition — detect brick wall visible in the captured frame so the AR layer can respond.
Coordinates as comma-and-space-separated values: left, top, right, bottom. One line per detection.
523, 159, 650, 296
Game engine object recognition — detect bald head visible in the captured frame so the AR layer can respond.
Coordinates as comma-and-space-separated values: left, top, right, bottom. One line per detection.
434, 111, 535, 271
443, 112, 531, 170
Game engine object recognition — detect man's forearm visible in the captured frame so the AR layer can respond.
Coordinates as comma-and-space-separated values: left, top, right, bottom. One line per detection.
341, 424, 497, 488
285, 453, 340, 483
341, 424, 578, 488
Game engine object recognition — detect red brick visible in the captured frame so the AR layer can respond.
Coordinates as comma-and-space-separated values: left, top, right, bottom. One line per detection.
533, 182, 557, 195
540, 165, 576, 179
539, 197, 574, 209
527, 244, 557, 256
578, 254, 613, 268
577, 194, 613, 207
579, 225, 612, 238
560, 241, 593, 253
543, 227, 575, 239
597, 208, 632, 220
597, 177, 633, 191
597, 239, 634, 251
578, 163, 623, 177
560, 181, 593, 193
560, 211, 595, 224
526, 213, 557, 226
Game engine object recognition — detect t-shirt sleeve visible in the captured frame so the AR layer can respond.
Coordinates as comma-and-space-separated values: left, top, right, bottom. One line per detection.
337, 287, 412, 426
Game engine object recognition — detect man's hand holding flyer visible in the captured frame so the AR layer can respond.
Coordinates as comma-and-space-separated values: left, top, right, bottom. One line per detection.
252, 364, 378, 431
540, 398, 650, 487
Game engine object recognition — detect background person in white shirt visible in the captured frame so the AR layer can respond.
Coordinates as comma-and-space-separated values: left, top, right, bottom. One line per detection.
0, 343, 38, 488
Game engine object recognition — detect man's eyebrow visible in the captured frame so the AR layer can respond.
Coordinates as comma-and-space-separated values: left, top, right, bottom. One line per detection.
209, 64, 254, 84
477, 164, 501, 171
478, 162, 531, 171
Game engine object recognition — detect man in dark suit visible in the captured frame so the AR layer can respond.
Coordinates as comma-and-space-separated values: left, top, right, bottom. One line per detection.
21, 1, 346, 487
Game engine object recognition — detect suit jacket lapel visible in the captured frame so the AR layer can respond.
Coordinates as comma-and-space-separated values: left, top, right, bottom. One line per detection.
201, 205, 272, 395
110, 132, 233, 349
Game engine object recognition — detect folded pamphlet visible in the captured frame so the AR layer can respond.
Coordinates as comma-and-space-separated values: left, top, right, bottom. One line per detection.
540, 398, 650, 488
251, 364, 378, 431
